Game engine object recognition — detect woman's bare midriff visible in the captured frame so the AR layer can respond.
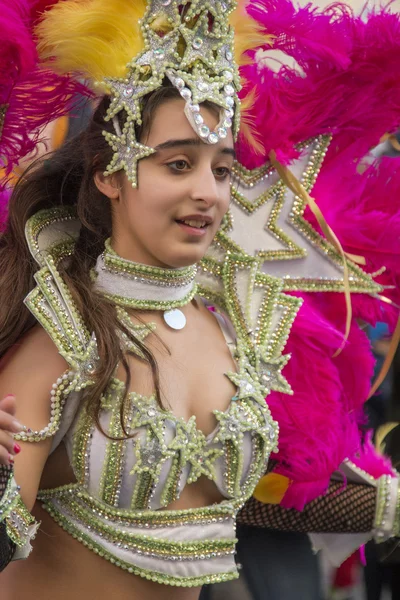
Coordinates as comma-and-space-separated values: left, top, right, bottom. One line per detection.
0, 501, 203, 600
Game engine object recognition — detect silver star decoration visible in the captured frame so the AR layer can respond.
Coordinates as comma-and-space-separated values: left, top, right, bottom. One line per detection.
168, 417, 200, 467
226, 137, 381, 295
168, 416, 223, 484
180, 16, 222, 69
187, 444, 224, 484
213, 404, 256, 448
258, 353, 293, 395
227, 367, 258, 401
60, 333, 99, 391
176, 66, 227, 108
146, 0, 180, 25
132, 436, 174, 477
136, 29, 180, 77
130, 395, 166, 445
105, 72, 161, 122
103, 122, 155, 188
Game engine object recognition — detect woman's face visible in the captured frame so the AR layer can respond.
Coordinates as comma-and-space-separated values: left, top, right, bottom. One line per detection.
98, 98, 234, 268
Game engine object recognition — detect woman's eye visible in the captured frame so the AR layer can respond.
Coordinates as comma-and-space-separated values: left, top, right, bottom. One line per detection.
214, 166, 231, 180
167, 160, 189, 172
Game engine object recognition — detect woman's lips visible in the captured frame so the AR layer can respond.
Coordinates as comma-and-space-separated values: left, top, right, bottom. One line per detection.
175, 220, 209, 237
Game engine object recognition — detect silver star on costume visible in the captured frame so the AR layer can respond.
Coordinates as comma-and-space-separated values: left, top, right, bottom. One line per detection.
258, 352, 292, 395
187, 444, 224, 484
174, 66, 227, 107
146, 0, 180, 25
136, 29, 180, 77
213, 404, 256, 448
105, 72, 161, 122
59, 333, 99, 391
180, 16, 222, 69
103, 122, 155, 188
132, 436, 174, 477
168, 417, 200, 467
168, 416, 224, 484
227, 136, 381, 295
226, 367, 258, 401
130, 395, 166, 445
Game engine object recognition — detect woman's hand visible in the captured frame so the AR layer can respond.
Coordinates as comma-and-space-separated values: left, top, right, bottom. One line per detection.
0, 395, 23, 466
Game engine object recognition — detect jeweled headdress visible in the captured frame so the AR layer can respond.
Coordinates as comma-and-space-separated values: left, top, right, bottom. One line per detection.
36, 0, 264, 186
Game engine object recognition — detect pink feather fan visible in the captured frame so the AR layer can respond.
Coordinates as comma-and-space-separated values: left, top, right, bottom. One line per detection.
0, 0, 87, 179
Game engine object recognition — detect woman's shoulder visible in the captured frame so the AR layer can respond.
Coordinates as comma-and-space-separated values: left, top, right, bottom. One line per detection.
2, 324, 67, 375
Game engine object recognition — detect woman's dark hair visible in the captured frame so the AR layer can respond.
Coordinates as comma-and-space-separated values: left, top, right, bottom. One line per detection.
0, 85, 207, 437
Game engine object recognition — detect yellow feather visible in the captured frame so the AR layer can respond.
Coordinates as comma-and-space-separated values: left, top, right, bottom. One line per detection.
36, 0, 148, 89
239, 87, 265, 156
253, 473, 291, 505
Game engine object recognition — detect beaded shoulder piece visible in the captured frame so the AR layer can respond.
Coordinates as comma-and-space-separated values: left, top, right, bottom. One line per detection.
17, 206, 99, 443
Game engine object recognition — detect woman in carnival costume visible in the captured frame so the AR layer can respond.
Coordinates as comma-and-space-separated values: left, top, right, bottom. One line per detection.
1, 1, 400, 600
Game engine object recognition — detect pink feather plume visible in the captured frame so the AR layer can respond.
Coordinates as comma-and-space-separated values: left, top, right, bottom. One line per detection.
239, 0, 400, 168
0, 0, 90, 180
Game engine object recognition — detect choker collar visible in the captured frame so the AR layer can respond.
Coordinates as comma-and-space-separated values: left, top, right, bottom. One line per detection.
94, 240, 197, 327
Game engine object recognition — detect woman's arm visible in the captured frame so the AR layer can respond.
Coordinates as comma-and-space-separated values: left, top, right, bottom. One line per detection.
0, 326, 68, 570
238, 480, 377, 533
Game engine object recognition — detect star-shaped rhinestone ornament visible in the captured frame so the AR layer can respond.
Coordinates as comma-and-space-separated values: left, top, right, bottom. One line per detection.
180, 15, 223, 69
136, 29, 181, 76
103, 122, 155, 188
146, 0, 181, 26
167, 415, 224, 483
168, 418, 198, 467
131, 436, 174, 479
174, 66, 231, 108
105, 73, 161, 123
59, 333, 100, 392
224, 136, 382, 295
129, 394, 166, 445
213, 404, 257, 448
186, 444, 224, 484
258, 353, 293, 395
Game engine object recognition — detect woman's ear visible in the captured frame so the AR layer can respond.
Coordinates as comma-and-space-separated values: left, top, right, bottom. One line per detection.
94, 171, 121, 200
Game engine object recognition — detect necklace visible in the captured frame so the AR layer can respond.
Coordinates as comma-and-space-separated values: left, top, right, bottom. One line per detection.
93, 240, 197, 330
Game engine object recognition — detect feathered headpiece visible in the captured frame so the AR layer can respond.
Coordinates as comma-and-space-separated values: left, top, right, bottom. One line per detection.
36, 0, 266, 186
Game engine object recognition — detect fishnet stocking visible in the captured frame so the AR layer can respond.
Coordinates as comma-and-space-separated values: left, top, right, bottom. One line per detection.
238, 480, 376, 533
0, 465, 16, 571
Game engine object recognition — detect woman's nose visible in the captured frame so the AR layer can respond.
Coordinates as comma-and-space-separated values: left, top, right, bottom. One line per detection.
189, 167, 219, 207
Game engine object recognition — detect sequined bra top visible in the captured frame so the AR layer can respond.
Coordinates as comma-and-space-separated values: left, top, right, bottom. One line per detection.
16, 208, 285, 587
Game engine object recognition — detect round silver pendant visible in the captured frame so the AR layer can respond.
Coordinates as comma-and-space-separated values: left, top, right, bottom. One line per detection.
163, 309, 186, 330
